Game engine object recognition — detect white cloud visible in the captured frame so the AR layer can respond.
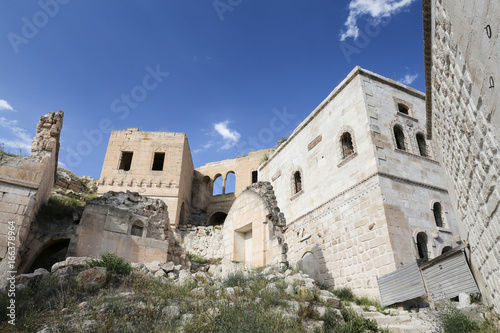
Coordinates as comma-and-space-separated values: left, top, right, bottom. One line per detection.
193, 141, 214, 154
214, 121, 241, 150
0, 99, 15, 111
340, 0, 415, 41
0, 117, 32, 152
398, 73, 418, 85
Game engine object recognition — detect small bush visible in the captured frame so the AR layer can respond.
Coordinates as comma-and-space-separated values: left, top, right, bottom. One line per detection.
37, 194, 83, 220
339, 308, 379, 332
439, 307, 480, 333
187, 252, 209, 264
223, 271, 248, 288
88, 253, 131, 275
332, 287, 355, 302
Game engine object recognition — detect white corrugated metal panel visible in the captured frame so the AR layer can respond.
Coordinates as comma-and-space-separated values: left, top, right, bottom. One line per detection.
377, 262, 426, 306
422, 251, 479, 301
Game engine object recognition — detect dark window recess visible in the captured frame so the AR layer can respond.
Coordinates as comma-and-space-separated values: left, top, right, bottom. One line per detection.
119, 152, 133, 171
416, 233, 428, 262
416, 133, 428, 157
433, 202, 443, 227
252, 171, 258, 183
131, 221, 144, 237
294, 171, 302, 193
394, 126, 406, 150
341, 132, 354, 159
152, 152, 165, 171
398, 103, 409, 115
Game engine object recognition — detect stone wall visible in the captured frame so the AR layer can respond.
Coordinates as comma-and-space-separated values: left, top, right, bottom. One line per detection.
221, 182, 287, 276
175, 226, 224, 260
359, 72, 460, 267
423, 0, 500, 312
70, 191, 187, 267
192, 149, 273, 226
0, 111, 63, 283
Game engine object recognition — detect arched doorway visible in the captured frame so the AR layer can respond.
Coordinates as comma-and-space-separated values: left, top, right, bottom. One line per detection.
27, 239, 71, 273
208, 212, 227, 226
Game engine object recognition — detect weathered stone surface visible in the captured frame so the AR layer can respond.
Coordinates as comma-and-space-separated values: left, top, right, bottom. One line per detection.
162, 305, 180, 320
191, 287, 206, 297
16, 268, 49, 285
178, 270, 194, 285
76, 267, 107, 288
52, 257, 91, 273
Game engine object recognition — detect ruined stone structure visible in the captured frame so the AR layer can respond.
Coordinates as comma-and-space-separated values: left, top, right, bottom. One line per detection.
423, 0, 500, 312
68, 191, 187, 267
98, 131, 270, 228
190, 149, 272, 227
98, 129, 194, 227
221, 181, 287, 274
0, 111, 63, 283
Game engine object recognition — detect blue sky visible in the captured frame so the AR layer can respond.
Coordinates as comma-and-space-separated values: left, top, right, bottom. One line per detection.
0, 0, 424, 178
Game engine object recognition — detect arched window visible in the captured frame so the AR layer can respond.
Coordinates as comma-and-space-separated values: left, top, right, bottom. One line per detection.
225, 172, 236, 194
213, 174, 223, 196
416, 133, 428, 157
394, 125, 406, 150
398, 103, 409, 115
416, 232, 428, 262
131, 221, 144, 237
340, 132, 354, 159
294, 171, 302, 194
442, 246, 452, 254
433, 202, 444, 227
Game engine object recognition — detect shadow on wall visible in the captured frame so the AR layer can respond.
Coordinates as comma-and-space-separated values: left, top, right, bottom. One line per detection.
299, 245, 334, 287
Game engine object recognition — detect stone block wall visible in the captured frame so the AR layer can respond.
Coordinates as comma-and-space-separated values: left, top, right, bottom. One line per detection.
423, 0, 500, 312
359, 72, 461, 266
282, 175, 393, 298
0, 111, 63, 283
221, 182, 287, 276
70, 191, 178, 264
175, 226, 224, 260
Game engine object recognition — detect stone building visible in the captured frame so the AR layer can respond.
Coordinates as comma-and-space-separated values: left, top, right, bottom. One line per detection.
0, 111, 63, 284
97, 129, 194, 227
423, 0, 500, 312
250, 66, 460, 297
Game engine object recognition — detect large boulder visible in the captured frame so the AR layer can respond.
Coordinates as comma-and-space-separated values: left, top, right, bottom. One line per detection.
76, 267, 107, 288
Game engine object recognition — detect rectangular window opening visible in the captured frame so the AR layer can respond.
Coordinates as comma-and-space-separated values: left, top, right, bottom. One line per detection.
252, 170, 258, 183
152, 152, 165, 171
119, 151, 133, 171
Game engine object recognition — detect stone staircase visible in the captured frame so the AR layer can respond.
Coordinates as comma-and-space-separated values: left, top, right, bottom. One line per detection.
350, 304, 437, 333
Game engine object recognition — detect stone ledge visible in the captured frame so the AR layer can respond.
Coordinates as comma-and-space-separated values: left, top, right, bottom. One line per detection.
337, 152, 358, 168
393, 148, 439, 165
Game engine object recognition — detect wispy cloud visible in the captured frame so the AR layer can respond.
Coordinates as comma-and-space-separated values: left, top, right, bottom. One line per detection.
340, 0, 415, 41
193, 141, 214, 154
214, 121, 241, 150
0, 99, 15, 111
0, 117, 32, 152
398, 73, 418, 85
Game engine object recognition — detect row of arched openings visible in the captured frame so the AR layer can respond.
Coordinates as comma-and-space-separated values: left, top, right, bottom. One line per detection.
213, 172, 236, 196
